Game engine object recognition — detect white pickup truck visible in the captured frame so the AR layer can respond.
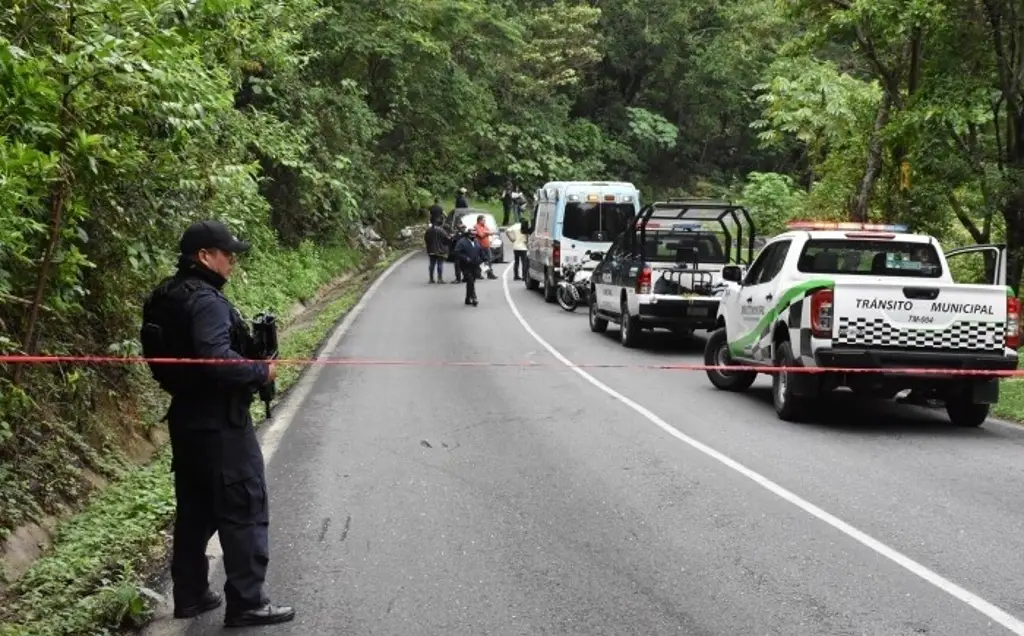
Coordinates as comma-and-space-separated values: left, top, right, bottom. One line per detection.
704, 221, 1020, 427
588, 199, 757, 347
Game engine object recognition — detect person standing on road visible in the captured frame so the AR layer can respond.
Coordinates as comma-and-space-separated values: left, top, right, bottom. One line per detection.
505, 218, 529, 281
455, 226, 483, 306
424, 218, 450, 284
475, 214, 498, 280
447, 221, 466, 283
428, 197, 445, 226
139, 220, 295, 628
501, 182, 513, 226
510, 184, 525, 224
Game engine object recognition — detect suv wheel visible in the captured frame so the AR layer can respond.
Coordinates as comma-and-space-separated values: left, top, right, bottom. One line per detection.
589, 300, 608, 333
704, 328, 757, 391
773, 340, 810, 421
620, 298, 639, 347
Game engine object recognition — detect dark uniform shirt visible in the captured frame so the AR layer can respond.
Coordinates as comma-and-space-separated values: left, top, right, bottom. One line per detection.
165, 262, 269, 484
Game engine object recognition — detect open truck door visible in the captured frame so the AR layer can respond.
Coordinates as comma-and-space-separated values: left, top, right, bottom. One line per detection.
945, 244, 1008, 289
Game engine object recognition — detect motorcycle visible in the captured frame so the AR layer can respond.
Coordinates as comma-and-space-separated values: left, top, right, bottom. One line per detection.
556, 255, 596, 312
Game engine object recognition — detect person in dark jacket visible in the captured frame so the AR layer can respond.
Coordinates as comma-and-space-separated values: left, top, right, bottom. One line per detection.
501, 183, 512, 226
447, 222, 466, 283
424, 218, 450, 283
454, 226, 484, 306
455, 187, 469, 209
143, 220, 294, 628
428, 197, 444, 225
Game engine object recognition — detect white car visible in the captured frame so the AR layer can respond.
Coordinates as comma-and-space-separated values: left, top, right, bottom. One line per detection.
448, 209, 504, 263
704, 221, 1020, 427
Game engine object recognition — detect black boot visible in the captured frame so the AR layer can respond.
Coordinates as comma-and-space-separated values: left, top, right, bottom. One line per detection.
174, 589, 223, 619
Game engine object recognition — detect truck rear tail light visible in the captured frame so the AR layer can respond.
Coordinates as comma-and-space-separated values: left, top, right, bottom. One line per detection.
1007, 296, 1021, 350
637, 266, 652, 295
810, 288, 833, 338
552, 240, 560, 269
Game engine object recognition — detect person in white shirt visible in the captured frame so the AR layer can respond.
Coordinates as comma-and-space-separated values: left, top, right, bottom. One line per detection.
510, 187, 524, 223
505, 219, 530, 281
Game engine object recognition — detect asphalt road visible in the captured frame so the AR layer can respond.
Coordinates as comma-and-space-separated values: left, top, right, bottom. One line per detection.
167, 249, 1024, 635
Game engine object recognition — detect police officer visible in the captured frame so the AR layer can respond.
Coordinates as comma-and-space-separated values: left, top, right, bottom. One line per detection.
454, 225, 483, 306
142, 220, 294, 627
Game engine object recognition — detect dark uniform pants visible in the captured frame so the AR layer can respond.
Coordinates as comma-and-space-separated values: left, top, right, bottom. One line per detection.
464, 264, 478, 302
171, 430, 269, 612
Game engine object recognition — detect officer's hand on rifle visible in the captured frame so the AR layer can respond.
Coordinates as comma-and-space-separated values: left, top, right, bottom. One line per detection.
266, 361, 277, 383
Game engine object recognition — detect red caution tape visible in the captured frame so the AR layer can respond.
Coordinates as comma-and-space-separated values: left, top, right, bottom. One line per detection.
0, 354, 1022, 377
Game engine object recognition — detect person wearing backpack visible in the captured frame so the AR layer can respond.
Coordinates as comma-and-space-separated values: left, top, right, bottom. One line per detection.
424, 218, 450, 283
447, 221, 466, 283
139, 220, 294, 628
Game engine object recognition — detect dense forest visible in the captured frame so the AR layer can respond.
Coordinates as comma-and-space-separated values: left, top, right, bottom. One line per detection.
2, 0, 1023, 632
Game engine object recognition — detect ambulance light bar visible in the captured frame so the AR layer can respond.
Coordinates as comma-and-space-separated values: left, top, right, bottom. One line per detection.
787, 220, 908, 232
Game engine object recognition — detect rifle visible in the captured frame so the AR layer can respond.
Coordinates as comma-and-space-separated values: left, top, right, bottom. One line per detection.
251, 312, 279, 418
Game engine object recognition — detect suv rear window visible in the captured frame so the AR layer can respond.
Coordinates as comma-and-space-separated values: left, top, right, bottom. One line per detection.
641, 231, 726, 263
797, 239, 942, 278
562, 202, 634, 242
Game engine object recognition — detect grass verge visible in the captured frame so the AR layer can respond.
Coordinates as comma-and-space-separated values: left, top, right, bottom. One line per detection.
0, 249, 409, 636
993, 380, 1024, 422
993, 355, 1024, 422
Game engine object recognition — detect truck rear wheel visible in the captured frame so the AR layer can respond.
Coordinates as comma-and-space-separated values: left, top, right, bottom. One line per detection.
946, 397, 989, 428
620, 298, 640, 347
589, 299, 608, 333
773, 340, 810, 422
704, 328, 757, 391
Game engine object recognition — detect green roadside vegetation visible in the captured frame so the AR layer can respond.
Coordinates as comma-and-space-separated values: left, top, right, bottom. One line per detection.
0, 249, 407, 636
6, 0, 1024, 633
993, 355, 1024, 422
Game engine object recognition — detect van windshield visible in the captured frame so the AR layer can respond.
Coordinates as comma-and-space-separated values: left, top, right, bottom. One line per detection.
562, 202, 635, 243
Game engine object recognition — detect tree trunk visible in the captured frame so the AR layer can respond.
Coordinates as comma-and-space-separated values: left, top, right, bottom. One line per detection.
849, 93, 892, 222
14, 3, 74, 385
1004, 205, 1024, 294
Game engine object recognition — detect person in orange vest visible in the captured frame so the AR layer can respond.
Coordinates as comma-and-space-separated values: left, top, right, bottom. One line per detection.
475, 215, 498, 280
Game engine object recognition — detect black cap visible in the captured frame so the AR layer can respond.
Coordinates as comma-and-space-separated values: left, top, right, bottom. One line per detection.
179, 220, 251, 255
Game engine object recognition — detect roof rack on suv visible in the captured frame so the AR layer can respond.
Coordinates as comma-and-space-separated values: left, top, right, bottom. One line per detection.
631, 199, 757, 265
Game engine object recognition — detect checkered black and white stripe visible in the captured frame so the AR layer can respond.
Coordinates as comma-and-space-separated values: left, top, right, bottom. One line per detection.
834, 316, 1005, 351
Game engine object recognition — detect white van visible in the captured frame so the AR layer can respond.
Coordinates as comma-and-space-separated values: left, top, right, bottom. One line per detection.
525, 181, 641, 302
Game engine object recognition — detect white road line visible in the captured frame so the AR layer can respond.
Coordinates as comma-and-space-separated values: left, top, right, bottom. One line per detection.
500, 264, 1024, 635
142, 250, 418, 635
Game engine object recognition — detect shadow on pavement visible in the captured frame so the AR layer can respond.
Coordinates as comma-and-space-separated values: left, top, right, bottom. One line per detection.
731, 386, 1021, 439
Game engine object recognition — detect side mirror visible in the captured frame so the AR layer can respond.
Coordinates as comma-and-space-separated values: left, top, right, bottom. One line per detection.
589, 251, 604, 261
722, 264, 743, 283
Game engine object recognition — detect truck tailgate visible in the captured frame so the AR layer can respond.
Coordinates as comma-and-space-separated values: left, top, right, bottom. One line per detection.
832, 280, 1008, 352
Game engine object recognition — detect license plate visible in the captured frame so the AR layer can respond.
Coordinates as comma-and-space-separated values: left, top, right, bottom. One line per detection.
688, 306, 709, 316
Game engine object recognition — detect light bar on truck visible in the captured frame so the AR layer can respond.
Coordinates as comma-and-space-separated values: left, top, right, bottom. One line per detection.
586, 194, 600, 202
644, 221, 702, 230
622, 195, 634, 203
787, 220, 909, 232
603, 194, 616, 202
567, 194, 581, 202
